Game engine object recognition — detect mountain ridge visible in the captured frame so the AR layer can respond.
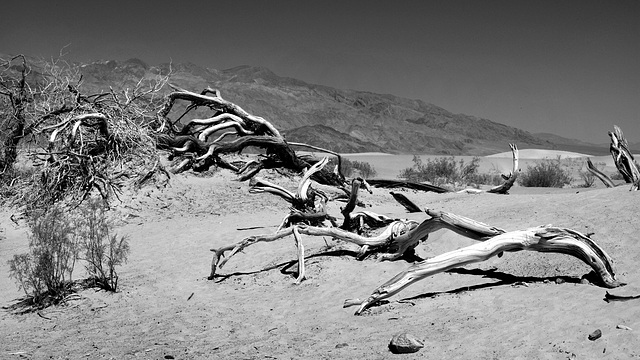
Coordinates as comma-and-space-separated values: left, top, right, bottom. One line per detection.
1, 53, 613, 155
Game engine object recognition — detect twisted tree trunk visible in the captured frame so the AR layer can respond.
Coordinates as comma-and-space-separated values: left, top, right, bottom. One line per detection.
348, 226, 624, 315
154, 85, 346, 187
609, 125, 640, 191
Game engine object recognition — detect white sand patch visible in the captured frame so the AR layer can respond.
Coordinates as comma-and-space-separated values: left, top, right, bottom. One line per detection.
486, 149, 593, 159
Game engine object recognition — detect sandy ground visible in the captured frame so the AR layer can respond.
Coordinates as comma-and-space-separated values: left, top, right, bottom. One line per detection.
1, 161, 640, 359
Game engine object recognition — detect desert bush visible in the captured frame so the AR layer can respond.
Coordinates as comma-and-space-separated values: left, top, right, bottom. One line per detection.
8, 207, 79, 307
518, 158, 573, 188
328, 157, 377, 178
75, 198, 130, 292
8, 198, 130, 308
399, 155, 494, 187
351, 160, 377, 178
578, 170, 596, 188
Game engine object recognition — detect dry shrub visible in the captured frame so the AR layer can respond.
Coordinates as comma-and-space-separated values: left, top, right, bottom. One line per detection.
8, 207, 79, 308
328, 157, 378, 179
399, 155, 498, 188
1, 54, 169, 211
8, 198, 130, 309
518, 158, 573, 188
75, 198, 129, 292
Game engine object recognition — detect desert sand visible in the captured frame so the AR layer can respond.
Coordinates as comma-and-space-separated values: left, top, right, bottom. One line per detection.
1, 157, 640, 359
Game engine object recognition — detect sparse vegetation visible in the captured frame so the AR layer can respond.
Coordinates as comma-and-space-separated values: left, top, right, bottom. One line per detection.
0, 54, 168, 211
75, 198, 130, 292
578, 170, 596, 188
328, 157, 377, 178
518, 157, 573, 188
398, 155, 502, 188
8, 200, 129, 309
8, 206, 79, 308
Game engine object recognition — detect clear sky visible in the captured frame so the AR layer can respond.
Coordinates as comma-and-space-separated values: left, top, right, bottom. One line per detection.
2, 0, 638, 143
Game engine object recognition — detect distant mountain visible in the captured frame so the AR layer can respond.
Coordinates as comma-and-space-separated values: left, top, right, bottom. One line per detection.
533, 133, 610, 156
1, 54, 612, 155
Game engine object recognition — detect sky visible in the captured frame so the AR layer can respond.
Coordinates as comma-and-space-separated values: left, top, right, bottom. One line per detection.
2, 0, 638, 144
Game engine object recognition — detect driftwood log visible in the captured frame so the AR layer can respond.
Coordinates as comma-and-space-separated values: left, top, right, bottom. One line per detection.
347, 225, 624, 315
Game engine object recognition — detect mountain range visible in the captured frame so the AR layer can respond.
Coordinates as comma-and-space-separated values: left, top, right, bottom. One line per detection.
3, 54, 624, 155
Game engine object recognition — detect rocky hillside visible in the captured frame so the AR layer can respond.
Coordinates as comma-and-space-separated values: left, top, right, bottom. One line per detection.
3, 54, 611, 155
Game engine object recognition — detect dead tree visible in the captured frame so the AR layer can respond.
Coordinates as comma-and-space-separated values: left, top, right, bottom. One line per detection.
154, 85, 346, 187
0, 54, 168, 208
609, 125, 640, 190
587, 125, 640, 190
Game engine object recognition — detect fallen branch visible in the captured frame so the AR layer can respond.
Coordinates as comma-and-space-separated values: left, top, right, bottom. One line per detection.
367, 179, 449, 193
350, 226, 623, 315
486, 144, 519, 194
208, 208, 504, 279
586, 158, 614, 188
390, 191, 422, 213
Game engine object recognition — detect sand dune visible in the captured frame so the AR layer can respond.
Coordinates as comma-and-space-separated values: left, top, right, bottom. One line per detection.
486, 148, 593, 159
2, 171, 638, 358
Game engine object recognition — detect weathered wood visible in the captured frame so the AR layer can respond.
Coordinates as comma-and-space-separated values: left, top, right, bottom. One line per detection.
155, 86, 347, 187
609, 125, 640, 190
208, 208, 504, 279
390, 192, 422, 213
486, 144, 519, 194
350, 226, 624, 315
367, 179, 449, 193
341, 178, 372, 230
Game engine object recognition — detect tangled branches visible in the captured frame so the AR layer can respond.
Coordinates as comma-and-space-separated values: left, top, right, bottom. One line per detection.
0, 54, 169, 209
154, 85, 346, 187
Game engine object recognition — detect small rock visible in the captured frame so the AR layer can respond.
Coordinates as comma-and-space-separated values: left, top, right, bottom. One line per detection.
580, 278, 589, 285
588, 329, 602, 341
389, 332, 424, 354
335, 343, 349, 349
616, 324, 632, 331
543, 279, 551, 284
555, 278, 565, 284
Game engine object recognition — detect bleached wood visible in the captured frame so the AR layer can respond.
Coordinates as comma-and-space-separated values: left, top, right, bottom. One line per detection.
586, 158, 614, 188
351, 226, 623, 315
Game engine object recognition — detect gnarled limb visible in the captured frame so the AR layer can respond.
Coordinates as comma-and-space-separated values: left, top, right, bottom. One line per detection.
487, 143, 519, 194
208, 209, 504, 280
249, 177, 297, 204
208, 220, 418, 280
159, 84, 281, 137
609, 125, 640, 190
292, 227, 305, 284
586, 158, 615, 188
341, 177, 372, 230
351, 226, 624, 315
155, 86, 347, 186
